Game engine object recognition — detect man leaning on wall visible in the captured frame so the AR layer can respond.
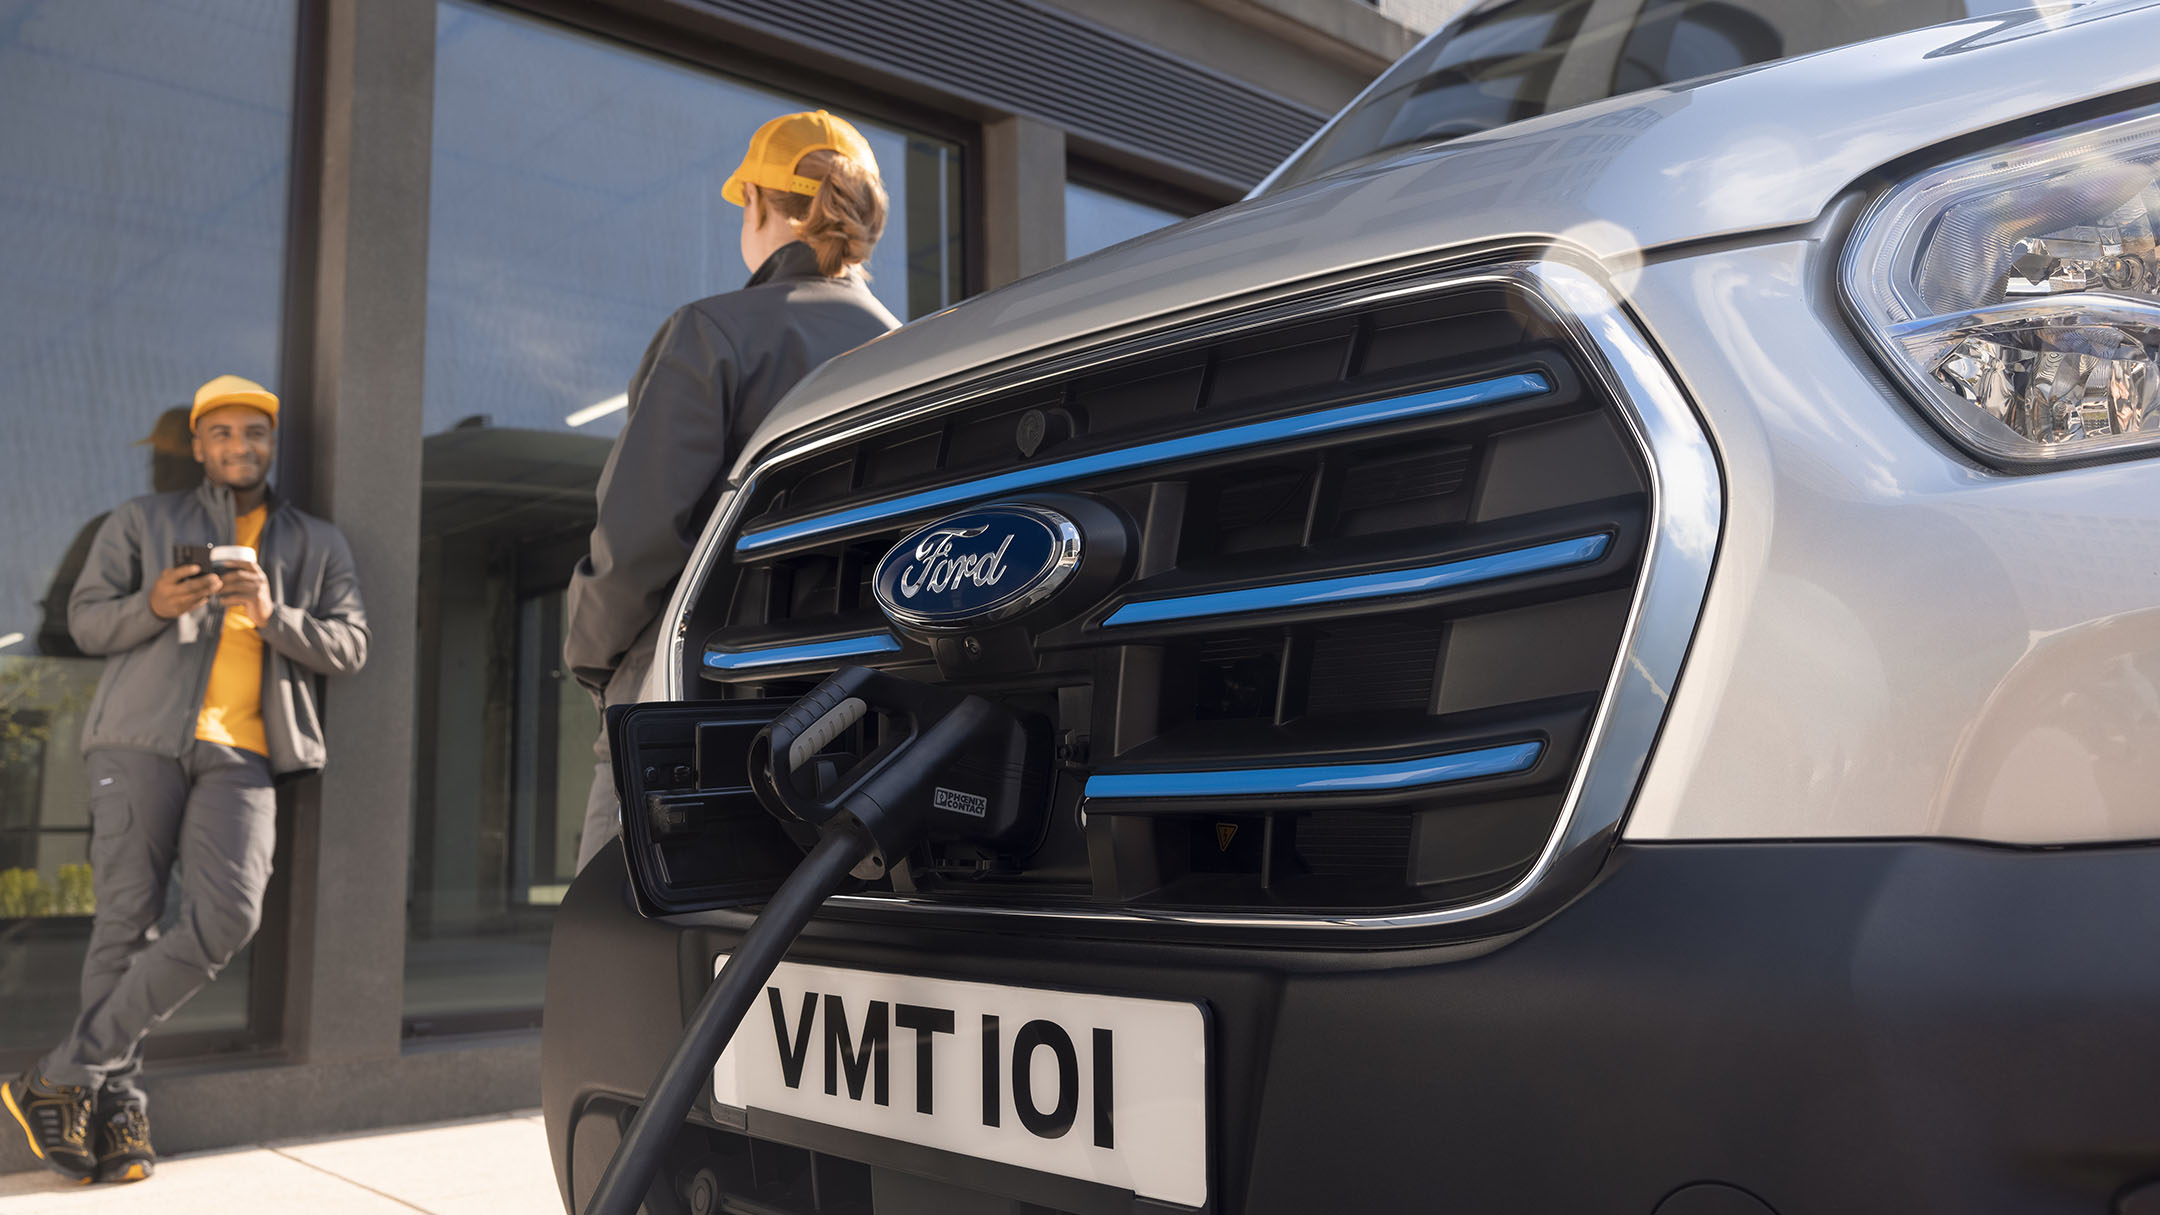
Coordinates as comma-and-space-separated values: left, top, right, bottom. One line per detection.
2, 376, 368, 1186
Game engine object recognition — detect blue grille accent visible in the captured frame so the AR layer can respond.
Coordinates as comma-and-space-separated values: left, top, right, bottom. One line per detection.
1102, 533, 1611, 627
704, 632, 901, 672
736, 371, 1553, 554
1084, 741, 1543, 799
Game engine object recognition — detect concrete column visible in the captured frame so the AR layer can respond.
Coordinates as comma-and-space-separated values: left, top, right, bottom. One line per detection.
280, 0, 435, 1065
981, 114, 1068, 289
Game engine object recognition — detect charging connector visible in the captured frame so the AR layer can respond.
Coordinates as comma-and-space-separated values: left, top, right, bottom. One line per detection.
751, 665, 1050, 878
582, 667, 1046, 1215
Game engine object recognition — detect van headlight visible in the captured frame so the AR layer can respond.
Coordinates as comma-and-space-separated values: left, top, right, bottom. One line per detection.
1844, 108, 2160, 466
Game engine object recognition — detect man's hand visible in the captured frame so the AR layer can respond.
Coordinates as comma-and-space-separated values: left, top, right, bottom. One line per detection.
148, 565, 219, 620
217, 560, 276, 626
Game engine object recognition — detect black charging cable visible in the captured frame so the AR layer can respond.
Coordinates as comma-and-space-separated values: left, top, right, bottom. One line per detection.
583, 666, 1046, 1215
582, 821, 870, 1215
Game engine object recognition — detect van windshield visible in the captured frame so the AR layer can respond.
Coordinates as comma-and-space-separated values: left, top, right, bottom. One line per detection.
1265, 0, 2054, 191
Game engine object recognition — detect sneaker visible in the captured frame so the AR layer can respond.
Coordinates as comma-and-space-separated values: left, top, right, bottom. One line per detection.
2, 1069, 95, 1182
93, 1100, 153, 1184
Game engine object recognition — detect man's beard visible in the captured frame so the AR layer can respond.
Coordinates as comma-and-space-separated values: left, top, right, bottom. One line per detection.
211, 463, 268, 492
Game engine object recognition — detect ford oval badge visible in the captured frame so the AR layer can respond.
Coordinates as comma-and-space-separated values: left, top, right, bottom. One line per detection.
873, 504, 1081, 629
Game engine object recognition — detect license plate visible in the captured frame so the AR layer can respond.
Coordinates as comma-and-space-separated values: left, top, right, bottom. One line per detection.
711, 956, 1209, 1208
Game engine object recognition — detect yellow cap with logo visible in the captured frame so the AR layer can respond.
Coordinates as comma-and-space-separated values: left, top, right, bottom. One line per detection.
190, 374, 280, 431
722, 110, 878, 207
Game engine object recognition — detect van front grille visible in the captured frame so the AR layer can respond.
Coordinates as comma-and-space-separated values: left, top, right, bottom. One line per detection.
670, 262, 1710, 930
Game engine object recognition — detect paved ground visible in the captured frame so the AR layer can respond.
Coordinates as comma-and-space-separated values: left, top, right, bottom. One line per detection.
0, 1110, 562, 1214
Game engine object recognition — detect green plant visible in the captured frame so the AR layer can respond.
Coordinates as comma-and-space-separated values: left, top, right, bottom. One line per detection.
0, 868, 55, 918
0, 868, 31, 917
55, 863, 94, 916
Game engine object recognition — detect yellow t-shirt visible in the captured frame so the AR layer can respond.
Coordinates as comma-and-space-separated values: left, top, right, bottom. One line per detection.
195, 505, 269, 755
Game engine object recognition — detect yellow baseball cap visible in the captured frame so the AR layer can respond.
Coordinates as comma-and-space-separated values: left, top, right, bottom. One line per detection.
722, 110, 878, 207
190, 374, 279, 431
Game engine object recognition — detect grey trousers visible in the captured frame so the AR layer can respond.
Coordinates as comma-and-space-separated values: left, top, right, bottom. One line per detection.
574, 629, 656, 873
43, 742, 276, 1106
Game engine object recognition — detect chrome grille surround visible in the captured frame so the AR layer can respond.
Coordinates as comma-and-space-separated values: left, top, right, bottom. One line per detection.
658, 256, 1723, 938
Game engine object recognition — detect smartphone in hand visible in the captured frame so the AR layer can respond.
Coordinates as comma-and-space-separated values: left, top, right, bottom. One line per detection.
172, 543, 215, 577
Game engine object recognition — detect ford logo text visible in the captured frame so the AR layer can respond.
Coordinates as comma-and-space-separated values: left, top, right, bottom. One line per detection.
873, 505, 1081, 629
895, 526, 1011, 599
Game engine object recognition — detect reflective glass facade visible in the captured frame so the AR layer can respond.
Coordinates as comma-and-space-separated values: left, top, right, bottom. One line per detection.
0, 0, 297, 1055
404, 1, 969, 1028
0, 0, 1268, 1126
1064, 181, 1184, 259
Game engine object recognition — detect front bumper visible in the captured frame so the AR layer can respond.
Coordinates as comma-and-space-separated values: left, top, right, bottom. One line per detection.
543, 836, 2160, 1214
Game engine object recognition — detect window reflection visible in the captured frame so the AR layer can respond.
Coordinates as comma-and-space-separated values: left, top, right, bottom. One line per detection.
0, 0, 296, 1053
406, 1, 967, 1029
1065, 181, 1186, 260
1612, 3, 1783, 95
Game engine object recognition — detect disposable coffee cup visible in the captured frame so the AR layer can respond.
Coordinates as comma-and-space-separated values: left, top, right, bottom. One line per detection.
206, 546, 255, 611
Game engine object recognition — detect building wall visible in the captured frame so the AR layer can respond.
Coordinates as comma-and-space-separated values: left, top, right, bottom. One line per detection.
0, 0, 1404, 1168
1033, 0, 1394, 114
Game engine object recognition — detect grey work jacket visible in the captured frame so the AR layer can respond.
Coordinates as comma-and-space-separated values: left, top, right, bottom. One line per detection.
69, 481, 370, 779
564, 241, 900, 696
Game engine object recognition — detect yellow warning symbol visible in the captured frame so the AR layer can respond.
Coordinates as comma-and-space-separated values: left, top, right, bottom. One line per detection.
1215, 823, 1239, 852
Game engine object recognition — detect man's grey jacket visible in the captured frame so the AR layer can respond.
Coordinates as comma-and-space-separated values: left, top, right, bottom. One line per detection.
69, 480, 369, 779
564, 240, 899, 699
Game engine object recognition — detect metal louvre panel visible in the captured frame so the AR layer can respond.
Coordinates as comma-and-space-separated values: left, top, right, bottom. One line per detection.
661, 259, 1722, 938
690, 0, 1326, 187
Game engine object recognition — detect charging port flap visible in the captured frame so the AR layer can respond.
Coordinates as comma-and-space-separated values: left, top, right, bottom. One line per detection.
606, 700, 826, 917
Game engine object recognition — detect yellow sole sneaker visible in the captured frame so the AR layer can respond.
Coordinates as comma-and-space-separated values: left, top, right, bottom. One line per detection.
2, 1078, 95, 1183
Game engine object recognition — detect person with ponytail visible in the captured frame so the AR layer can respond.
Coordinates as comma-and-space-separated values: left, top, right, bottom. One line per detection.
564, 110, 901, 868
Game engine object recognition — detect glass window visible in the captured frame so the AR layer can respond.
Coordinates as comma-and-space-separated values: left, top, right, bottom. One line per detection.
1267, 0, 2050, 191
0, 0, 296, 1054
1065, 182, 1185, 260
406, 0, 968, 1030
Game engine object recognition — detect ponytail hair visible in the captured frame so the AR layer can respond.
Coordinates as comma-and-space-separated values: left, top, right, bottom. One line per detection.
754, 148, 888, 277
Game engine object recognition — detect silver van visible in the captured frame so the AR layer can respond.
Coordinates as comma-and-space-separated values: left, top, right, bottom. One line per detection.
545, 3, 2160, 1212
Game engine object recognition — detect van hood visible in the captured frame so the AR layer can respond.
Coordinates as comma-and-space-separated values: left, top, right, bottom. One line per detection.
745, 0, 2160, 475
